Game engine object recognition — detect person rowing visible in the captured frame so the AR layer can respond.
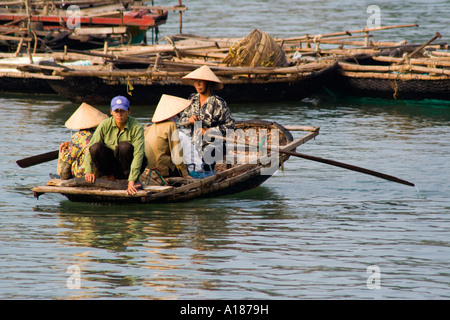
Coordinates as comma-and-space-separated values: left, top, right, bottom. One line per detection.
179, 65, 235, 169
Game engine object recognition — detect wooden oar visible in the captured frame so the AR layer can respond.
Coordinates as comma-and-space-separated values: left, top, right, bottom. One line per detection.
210, 133, 415, 187
280, 149, 415, 187
16, 150, 59, 168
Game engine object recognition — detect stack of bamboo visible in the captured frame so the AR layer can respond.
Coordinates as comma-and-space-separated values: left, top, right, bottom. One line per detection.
338, 32, 450, 81
329, 31, 449, 100
278, 24, 448, 62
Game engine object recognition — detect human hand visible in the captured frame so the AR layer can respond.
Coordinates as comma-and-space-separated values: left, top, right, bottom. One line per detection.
188, 115, 199, 124
59, 141, 70, 152
85, 172, 95, 183
126, 181, 138, 195
195, 127, 207, 136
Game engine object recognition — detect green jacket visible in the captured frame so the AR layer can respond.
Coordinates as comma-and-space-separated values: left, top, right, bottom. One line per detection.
84, 116, 145, 182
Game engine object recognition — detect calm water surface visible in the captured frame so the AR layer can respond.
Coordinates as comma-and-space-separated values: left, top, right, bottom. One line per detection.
0, 0, 449, 300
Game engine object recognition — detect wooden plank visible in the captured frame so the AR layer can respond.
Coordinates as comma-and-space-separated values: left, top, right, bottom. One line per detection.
338, 62, 450, 76
0, 34, 32, 41
130, 5, 188, 12
283, 125, 319, 132
32, 185, 173, 197
372, 55, 450, 68
338, 70, 448, 80
73, 26, 127, 36
53, 61, 332, 78
280, 24, 418, 42
280, 130, 320, 152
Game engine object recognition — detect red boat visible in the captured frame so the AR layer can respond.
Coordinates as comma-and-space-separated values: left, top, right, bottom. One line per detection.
0, 1, 180, 51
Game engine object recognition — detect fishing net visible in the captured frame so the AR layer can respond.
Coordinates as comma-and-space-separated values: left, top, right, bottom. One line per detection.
223, 29, 287, 67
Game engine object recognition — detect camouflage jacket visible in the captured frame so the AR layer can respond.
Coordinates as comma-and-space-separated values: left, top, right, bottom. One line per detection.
179, 93, 235, 136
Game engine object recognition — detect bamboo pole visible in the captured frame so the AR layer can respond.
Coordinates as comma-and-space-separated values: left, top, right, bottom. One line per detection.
280, 24, 418, 42
53, 61, 332, 78
431, 51, 450, 58
408, 32, 442, 58
373, 55, 450, 67
339, 61, 450, 76
338, 70, 448, 80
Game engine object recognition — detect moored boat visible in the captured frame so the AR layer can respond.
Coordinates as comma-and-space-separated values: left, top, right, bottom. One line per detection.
44, 61, 338, 105
32, 120, 320, 203
331, 34, 450, 101
0, 0, 175, 51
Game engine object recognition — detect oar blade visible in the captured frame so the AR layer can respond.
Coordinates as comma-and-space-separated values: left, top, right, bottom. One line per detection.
283, 150, 415, 187
16, 150, 59, 168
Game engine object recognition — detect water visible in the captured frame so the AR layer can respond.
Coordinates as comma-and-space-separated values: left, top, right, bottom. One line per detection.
1, 0, 449, 301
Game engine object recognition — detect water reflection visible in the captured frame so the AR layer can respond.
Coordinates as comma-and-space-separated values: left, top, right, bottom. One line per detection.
28, 186, 290, 297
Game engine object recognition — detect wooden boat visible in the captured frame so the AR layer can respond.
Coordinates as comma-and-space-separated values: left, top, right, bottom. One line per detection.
331, 38, 450, 101
0, 0, 175, 51
0, 56, 55, 93
32, 30, 339, 104
25, 24, 438, 104
43, 60, 338, 105
1, 24, 433, 99
32, 120, 320, 204
0, 33, 337, 99
0, 51, 105, 94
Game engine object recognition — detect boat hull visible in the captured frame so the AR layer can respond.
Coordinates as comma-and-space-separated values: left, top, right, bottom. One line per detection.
46, 65, 337, 105
0, 72, 55, 94
332, 54, 450, 101
62, 169, 271, 204
334, 74, 450, 100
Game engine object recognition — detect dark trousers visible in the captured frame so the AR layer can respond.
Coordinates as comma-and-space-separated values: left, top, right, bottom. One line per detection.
202, 141, 227, 171
89, 142, 146, 179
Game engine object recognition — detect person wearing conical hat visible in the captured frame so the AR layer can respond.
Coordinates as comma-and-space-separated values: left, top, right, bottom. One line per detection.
57, 103, 108, 180
179, 65, 235, 167
143, 94, 195, 183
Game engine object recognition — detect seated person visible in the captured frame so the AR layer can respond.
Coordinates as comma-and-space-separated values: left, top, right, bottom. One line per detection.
84, 96, 146, 195
57, 103, 108, 180
144, 94, 194, 182
179, 65, 235, 167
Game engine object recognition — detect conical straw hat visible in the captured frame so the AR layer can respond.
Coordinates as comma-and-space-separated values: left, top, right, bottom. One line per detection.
181, 65, 223, 90
152, 94, 192, 123
65, 102, 108, 130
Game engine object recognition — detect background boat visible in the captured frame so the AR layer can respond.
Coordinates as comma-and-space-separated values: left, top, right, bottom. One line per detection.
330, 32, 450, 100
0, 0, 181, 51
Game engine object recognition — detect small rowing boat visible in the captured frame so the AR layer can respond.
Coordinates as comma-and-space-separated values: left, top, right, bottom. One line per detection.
32, 120, 319, 204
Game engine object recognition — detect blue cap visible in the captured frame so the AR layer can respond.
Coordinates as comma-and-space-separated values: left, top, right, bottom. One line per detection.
110, 96, 130, 111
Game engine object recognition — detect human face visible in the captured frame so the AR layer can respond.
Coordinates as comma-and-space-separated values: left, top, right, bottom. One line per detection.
194, 80, 210, 95
111, 108, 130, 128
